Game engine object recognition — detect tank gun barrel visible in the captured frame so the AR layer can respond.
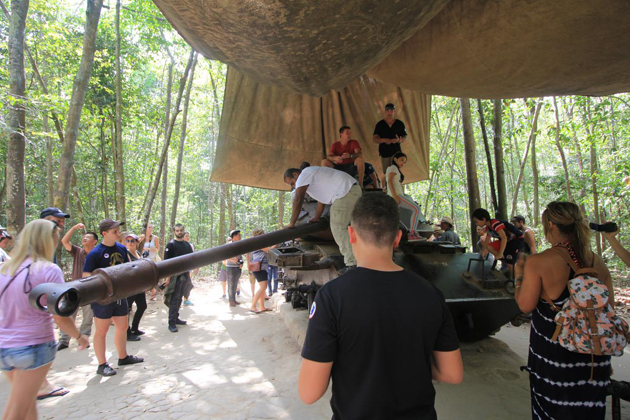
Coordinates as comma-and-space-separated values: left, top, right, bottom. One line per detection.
29, 220, 330, 316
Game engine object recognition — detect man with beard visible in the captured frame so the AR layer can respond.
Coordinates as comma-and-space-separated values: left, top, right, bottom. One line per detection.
163, 223, 194, 332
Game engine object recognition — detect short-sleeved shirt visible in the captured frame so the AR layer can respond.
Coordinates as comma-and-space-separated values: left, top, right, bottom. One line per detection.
437, 229, 461, 245
250, 249, 269, 271
295, 166, 357, 205
69, 244, 88, 281
83, 242, 130, 274
385, 165, 404, 197
373, 119, 407, 157
485, 219, 523, 242
302, 268, 459, 420
330, 140, 361, 165
0, 259, 64, 348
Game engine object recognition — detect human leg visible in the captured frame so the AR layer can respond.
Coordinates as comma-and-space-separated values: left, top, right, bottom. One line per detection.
380, 156, 392, 187
330, 184, 362, 266
168, 276, 185, 327
112, 316, 129, 359
2, 362, 52, 420
249, 273, 256, 297
131, 293, 147, 333
92, 317, 111, 365
79, 305, 94, 337
321, 159, 334, 168
226, 267, 240, 303
398, 194, 421, 231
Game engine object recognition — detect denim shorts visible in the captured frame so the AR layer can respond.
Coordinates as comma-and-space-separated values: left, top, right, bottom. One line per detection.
91, 299, 129, 319
0, 340, 57, 371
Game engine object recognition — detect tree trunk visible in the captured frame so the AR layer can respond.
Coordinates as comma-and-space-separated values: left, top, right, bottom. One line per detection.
100, 110, 110, 218
510, 102, 542, 218
160, 153, 168, 255
227, 184, 235, 230
591, 142, 601, 255
5, 0, 29, 235
552, 96, 574, 202
43, 113, 54, 205
140, 50, 194, 234
278, 190, 284, 228
493, 99, 507, 220
113, 0, 126, 222
477, 99, 498, 213
424, 104, 456, 211
219, 183, 227, 245
530, 104, 540, 226
170, 53, 198, 230
54, 0, 103, 211
460, 98, 481, 249
71, 167, 86, 225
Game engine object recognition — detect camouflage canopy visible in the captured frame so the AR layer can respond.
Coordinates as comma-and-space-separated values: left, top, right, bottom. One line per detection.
153, 0, 630, 189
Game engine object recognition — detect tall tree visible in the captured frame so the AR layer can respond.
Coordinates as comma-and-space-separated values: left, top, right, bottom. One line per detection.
5, 0, 29, 234
159, 61, 173, 249
170, 53, 198, 230
477, 99, 498, 214
510, 101, 542, 218
460, 99, 481, 248
493, 99, 508, 220
552, 96, 574, 202
278, 190, 284, 228
54, 0, 104, 210
530, 104, 541, 226
113, 0, 126, 222
218, 183, 227, 245
141, 49, 195, 234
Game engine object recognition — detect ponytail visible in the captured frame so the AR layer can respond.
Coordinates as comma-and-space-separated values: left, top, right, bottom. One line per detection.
391, 152, 407, 183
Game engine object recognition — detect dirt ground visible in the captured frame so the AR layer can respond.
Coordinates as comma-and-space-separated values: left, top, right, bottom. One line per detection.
1, 275, 629, 419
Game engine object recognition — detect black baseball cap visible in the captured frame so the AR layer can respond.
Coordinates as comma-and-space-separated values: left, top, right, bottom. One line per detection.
385, 103, 395, 110
229, 229, 241, 238
40, 207, 70, 219
99, 218, 125, 234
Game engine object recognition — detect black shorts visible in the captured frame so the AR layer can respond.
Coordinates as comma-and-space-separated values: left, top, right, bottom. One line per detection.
253, 270, 268, 282
334, 163, 358, 177
91, 300, 129, 319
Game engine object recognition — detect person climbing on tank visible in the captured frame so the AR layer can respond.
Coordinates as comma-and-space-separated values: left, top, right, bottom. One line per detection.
473, 208, 524, 274
386, 152, 424, 240
321, 125, 365, 186
283, 166, 361, 274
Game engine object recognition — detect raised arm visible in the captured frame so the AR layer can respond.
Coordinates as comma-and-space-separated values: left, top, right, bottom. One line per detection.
604, 229, 630, 267
287, 185, 308, 228
61, 223, 84, 252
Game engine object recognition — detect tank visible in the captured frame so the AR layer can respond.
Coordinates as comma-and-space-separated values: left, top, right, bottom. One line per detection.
29, 208, 519, 341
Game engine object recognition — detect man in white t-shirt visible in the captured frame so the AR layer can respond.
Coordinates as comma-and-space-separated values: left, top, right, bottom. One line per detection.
284, 166, 362, 270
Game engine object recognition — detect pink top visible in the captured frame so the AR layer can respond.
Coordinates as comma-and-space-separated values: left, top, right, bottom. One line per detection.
0, 259, 64, 348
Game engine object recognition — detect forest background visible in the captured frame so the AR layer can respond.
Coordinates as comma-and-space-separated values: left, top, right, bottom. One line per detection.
1, 0, 630, 279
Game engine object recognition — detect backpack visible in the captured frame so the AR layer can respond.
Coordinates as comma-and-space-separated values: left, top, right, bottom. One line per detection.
542, 247, 630, 358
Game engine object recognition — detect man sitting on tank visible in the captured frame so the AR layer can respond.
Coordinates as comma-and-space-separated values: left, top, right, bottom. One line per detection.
435, 217, 461, 245
284, 166, 361, 273
321, 126, 367, 187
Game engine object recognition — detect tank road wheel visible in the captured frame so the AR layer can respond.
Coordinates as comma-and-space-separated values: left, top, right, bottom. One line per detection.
291, 292, 303, 309
307, 290, 317, 313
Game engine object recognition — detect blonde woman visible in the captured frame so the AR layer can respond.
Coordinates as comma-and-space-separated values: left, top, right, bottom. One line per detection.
515, 202, 613, 420
0, 220, 89, 420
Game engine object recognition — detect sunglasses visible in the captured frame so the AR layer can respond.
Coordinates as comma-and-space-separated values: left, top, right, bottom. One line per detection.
125, 239, 137, 243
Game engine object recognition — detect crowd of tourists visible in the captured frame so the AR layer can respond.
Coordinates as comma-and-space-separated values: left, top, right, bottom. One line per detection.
2, 102, 630, 420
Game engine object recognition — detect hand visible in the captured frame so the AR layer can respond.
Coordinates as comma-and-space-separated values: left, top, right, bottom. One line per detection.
73, 223, 85, 230
164, 279, 170, 288
138, 234, 146, 242
309, 217, 320, 223
394, 196, 401, 204
496, 253, 505, 260
603, 222, 620, 240
333, 156, 343, 164
76, 334, 90, 350
286, 222, 296, 229
341, 153, 350, 159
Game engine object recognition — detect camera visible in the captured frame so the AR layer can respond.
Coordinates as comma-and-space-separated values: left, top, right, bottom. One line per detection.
159, 283, 167, 290
589, 222, 618, 233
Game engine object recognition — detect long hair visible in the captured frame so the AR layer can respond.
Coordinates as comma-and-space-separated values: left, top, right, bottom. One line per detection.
390, 152, 407, 183
0, 219, 59, 276
542, 201, 592, 265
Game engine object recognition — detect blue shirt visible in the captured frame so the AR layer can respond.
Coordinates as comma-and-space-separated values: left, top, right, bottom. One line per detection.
83, 242, 130, 273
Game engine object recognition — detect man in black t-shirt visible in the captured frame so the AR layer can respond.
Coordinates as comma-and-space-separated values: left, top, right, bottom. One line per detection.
163, 223, 194, 332
299, 193, 463, 419
373, 103, 408, 186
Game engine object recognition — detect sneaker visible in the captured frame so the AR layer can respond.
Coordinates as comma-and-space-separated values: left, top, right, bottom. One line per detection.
57, 342, 69, 351
118, 355, 144, 366
169, 325, 178, 333
127, 333, 141, 342
131, 329, 145, 336
175, 319, 187, 325
236, 290, 241, 296
183, 300, 194, 306
97, 363, 116, 376
221, 294, 227, 299
229, 302, 236, 307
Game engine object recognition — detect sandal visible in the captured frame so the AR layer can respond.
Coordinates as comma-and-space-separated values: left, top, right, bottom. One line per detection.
37, 387, 70, 400
249, 309, 261, 314
262, 307, 273, 312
